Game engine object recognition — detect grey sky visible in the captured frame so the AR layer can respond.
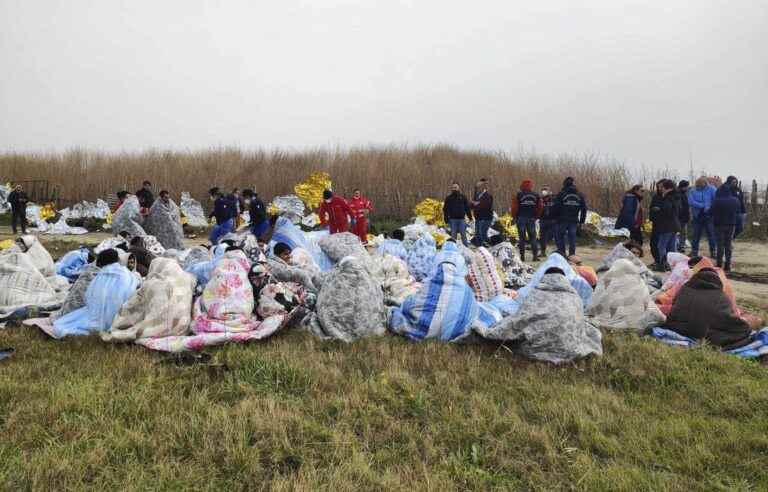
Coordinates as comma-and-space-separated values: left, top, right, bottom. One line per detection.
1, 0, 766, 180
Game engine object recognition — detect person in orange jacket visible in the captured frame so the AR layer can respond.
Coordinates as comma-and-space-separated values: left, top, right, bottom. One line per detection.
348, 189, 373, 244
318, 189, 353, 234
510, 179, 544, 261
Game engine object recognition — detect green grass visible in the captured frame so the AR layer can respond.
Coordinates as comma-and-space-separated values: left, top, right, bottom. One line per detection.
1, 327, 767, 491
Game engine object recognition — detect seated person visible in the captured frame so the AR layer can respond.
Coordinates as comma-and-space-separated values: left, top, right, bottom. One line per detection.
273, 242, 292, 263
664, 267, 752, 350
623, 241, 643, 258
127, 236, 155, 277
377, 229, 408, 262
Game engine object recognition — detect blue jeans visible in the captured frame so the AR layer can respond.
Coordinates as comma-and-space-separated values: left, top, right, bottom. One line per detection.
516, 217, 538, 257
657, 232, 678, 267
556, 223, 578, 256
691, 215, 716, 257
209, 218, 234, 244
449, 219, 469, 246
475, 219, 491, 245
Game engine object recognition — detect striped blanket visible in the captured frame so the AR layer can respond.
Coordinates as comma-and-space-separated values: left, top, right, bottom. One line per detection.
650, 327, 768, 359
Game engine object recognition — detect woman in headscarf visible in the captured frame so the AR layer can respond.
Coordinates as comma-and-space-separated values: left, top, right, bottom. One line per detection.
127, 236, 155, 277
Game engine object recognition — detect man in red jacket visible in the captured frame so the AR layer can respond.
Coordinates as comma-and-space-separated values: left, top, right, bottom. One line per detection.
318, 189, 353, 234
348, 189, 373, 244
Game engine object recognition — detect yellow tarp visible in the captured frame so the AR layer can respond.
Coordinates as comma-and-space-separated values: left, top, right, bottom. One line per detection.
294, 172, 332, 210
0, 239, 15, 250
39, 203, 57, 221
413, 198, 446, 228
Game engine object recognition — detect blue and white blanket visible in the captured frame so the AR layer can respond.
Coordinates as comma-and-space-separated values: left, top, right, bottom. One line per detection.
376, 239, 408, 262
55, 248, 91, 281
406, 234, 437, 281
51, 263, 140, 338
185, 244, 227, 288
270, 217, 333, 271
390, 242, 502, 341
650, 327, 768, 359
511, 253, 593, 315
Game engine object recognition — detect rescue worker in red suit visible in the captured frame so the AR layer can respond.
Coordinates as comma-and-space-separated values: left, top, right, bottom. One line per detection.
348, 189, 373, 244
318, 189, 353, 234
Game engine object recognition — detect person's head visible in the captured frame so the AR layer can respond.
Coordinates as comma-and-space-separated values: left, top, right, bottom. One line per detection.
126, 254, 137, 271
540, 185, 551, 197
678, 180, 690, 192
390, 229, 405, 241
623, 241, 644, 258
563, 177, 575, 189
352, 189, 361, 199
86, 249, 96, 263
695, 176, 708, 189
567, 255, 582, 266
655, 179, 665, 194
688, 256, 703, 267
242, 189, 254, 199
14, 184, 22, 192
96, 248, 119, 268
323, 189, 333, 201
544, 267, 565, 276
118, 231, 131, 240
209, 187, 221, 200
142, 180, 152, 190
661, 179, 676, 195
129, 236, 145, 249
117, 190, 128, 201
488, 233, 505, 246
477, 178, 488, 192
725, 176, 739, 190
159, 190, 170, 203
232, 188, 240, 196
715, 185, 733, 198
451, 182, 460, 193
521, 179, 533, 192
629, 184, 643, 195
273, 242, 292, 261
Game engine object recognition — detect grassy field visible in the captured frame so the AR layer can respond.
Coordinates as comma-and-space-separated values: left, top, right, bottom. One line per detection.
2, 235, 768, 490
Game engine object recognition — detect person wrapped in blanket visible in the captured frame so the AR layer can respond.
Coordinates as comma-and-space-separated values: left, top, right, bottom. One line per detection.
50, 249, 140, 338
376, 229, 408, 263
389, 241, 503, 342
54, 247, 95, 281
660, 267, 753, 350
475, 266, 603, 364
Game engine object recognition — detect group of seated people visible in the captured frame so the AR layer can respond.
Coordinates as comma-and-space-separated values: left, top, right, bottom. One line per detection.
1, 214, 765, 362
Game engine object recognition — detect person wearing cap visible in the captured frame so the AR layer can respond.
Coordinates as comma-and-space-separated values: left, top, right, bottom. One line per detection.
318, 189, 354, 234
553, 177, 588, 257
688, 176, 717, 258
510, 180, 543, 261
538, 185, 557, 256
676, 180, 691, 252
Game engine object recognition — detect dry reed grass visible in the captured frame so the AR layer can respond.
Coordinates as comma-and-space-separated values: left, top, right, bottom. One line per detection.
0, 146, 633, 218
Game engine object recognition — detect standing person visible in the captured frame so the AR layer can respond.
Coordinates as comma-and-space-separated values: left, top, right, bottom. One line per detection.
348, 189, 373, 244
648, 180, 665, 268
553, 177, 587, 257
318, 190, 353, 234
135, 181, 155, 214
510, 180, 543, 261
688, 176, 717, 258
471, 180, 494, 246
711, 184, 741, 271
677, 180, 690, 252
615, 185, 645, 245
208, 187, 235, 244
725, 176, 747, 239
443, 182, 473, 247
112, 191, 129, 213
242, 189, 269, 239
7, 184, 29, 235
538, 185, 557, 256
652, 180, 681, 271
229, 188, 244, 228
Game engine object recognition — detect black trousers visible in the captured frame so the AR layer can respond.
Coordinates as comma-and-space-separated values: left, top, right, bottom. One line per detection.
629, 226, 643, 246
11, 210, 27, 234
650, 228, 660, 264
715, 225, 735, 266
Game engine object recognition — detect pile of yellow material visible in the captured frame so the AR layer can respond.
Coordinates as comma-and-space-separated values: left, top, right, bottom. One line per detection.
586, 211, 602, 228
413, 198, 445, 228
642, 220, 653, 233
105, 210, 113, 225
39, 203, 57, 221
495, 214, 520, 241
294, 172, 332, 210
267, 203, 280, 216
431, 231, 450, 247
0, 239, 15, 250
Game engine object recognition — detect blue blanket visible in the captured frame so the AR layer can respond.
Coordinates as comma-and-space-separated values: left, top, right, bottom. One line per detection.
52, 263, 140, 337
511, 253, 593, 314
390, 242, 501, 341
377, 239, 408, 262
270, 217, 333, 271
185, 244, 227, 288
406, 234, 437, 281
55, 249, 91, 281
650, 327, 768, 358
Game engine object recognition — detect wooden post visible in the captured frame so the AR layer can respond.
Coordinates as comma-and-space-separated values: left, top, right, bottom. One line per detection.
752, 180, 758, 214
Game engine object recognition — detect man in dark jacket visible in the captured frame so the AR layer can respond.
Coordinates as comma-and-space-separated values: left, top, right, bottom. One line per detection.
725, 176, 748, 239
615, 185, 644, 245
648, 180, 665, 268
711, 184, 741, 271
538, 185, 557, 256
650, 179, 680, 271
208, 187, 235, 244
135, 180, 155, 212
666, 268, 752, 350
553, 177, 587, 257
443, 182, 473, 247
7, 184, 29, 235
676, 180, 690, 252
242, 189, 268, 239
511, 180, 543, 261
471, 179, 493, 246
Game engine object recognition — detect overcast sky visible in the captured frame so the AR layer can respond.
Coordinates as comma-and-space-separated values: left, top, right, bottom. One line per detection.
1, 0, 766, 180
